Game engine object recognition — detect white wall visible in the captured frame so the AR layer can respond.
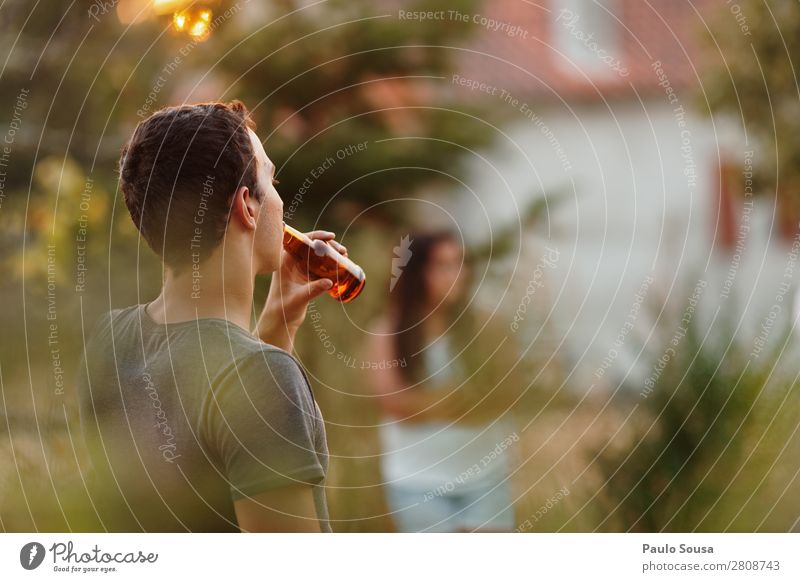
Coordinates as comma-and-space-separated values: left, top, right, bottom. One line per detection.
421, 99, 797, 394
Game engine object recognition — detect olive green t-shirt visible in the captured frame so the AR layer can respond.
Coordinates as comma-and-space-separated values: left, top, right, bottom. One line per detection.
77, 304, 330, 532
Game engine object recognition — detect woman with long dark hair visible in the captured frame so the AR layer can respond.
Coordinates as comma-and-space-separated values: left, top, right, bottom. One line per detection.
367, 231, 517, 532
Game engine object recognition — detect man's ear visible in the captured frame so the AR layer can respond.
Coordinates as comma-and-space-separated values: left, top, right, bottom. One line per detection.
231, 186, 258, 231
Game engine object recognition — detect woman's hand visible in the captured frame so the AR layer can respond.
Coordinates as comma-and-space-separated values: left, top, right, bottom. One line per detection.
256, 229, 348, 352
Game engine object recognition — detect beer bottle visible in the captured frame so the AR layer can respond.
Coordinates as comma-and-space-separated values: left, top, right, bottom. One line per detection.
282, 222, 366, 303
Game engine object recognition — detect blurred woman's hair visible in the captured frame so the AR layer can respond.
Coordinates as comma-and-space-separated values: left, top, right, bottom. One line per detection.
389, 230, 474, 384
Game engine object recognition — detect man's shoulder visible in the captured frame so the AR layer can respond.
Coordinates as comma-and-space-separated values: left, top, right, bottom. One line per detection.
82, 305, 137, 345
223, 345, 311, 392
208, 347, 320, 437
156, 316, 308, 395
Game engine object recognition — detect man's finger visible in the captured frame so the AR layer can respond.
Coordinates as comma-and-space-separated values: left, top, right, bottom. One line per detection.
305, 230, 336, 240
328, 240, 347, 256
311, 239, 329, 257
306, 278, 334, 299
304, 232, 348, 256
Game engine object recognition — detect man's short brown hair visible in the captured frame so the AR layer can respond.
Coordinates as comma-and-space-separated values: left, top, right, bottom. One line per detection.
120, 101, 260, 272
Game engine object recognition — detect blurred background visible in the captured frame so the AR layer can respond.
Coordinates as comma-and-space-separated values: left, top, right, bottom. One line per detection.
2, 0, 800, 532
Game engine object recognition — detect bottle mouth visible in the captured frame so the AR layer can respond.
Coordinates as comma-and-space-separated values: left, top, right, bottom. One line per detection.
283, 222, 311, 245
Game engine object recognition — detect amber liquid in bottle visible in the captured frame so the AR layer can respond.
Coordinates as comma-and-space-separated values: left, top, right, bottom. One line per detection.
282, 223, 366, 303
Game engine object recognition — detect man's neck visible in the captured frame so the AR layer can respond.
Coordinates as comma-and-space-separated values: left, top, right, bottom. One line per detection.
145, 249, 255, 332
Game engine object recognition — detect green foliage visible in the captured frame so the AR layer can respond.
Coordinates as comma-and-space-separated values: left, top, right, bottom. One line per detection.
211, 0, 490, 227
703, 1, 800, 204
594, 292, 799, 531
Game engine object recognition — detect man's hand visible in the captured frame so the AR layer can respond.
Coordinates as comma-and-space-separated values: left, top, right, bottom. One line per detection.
256, 229, 348, 352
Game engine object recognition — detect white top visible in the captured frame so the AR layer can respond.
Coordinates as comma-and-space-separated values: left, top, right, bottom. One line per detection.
379, 334, 512, 492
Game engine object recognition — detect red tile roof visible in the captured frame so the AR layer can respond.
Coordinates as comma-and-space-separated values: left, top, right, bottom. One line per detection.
457, 0, 720, 102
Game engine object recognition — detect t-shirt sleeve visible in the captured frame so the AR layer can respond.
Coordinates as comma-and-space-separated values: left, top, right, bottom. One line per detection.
203, 349, 326, 500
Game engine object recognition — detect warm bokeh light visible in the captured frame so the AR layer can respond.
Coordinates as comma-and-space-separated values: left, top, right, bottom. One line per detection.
188, 16, 210, 41
117, 0, 217, 40
169, 7, 213, 41
172, 11, 187, 32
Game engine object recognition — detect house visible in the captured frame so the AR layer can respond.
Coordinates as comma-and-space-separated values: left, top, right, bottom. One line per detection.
419, 0, 795, 393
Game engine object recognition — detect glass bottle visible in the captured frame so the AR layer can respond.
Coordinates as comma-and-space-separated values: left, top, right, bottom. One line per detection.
282, 222, 366, 303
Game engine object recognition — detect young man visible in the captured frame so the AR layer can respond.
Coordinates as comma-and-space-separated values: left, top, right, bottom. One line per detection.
77, 101, 343, 532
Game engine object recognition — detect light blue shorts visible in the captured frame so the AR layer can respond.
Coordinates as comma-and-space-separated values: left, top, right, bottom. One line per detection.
385, 477, 515, 532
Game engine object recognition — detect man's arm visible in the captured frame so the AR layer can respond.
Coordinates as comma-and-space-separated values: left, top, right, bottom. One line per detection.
207, 352, 329, 532
234, 485, 321, 532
